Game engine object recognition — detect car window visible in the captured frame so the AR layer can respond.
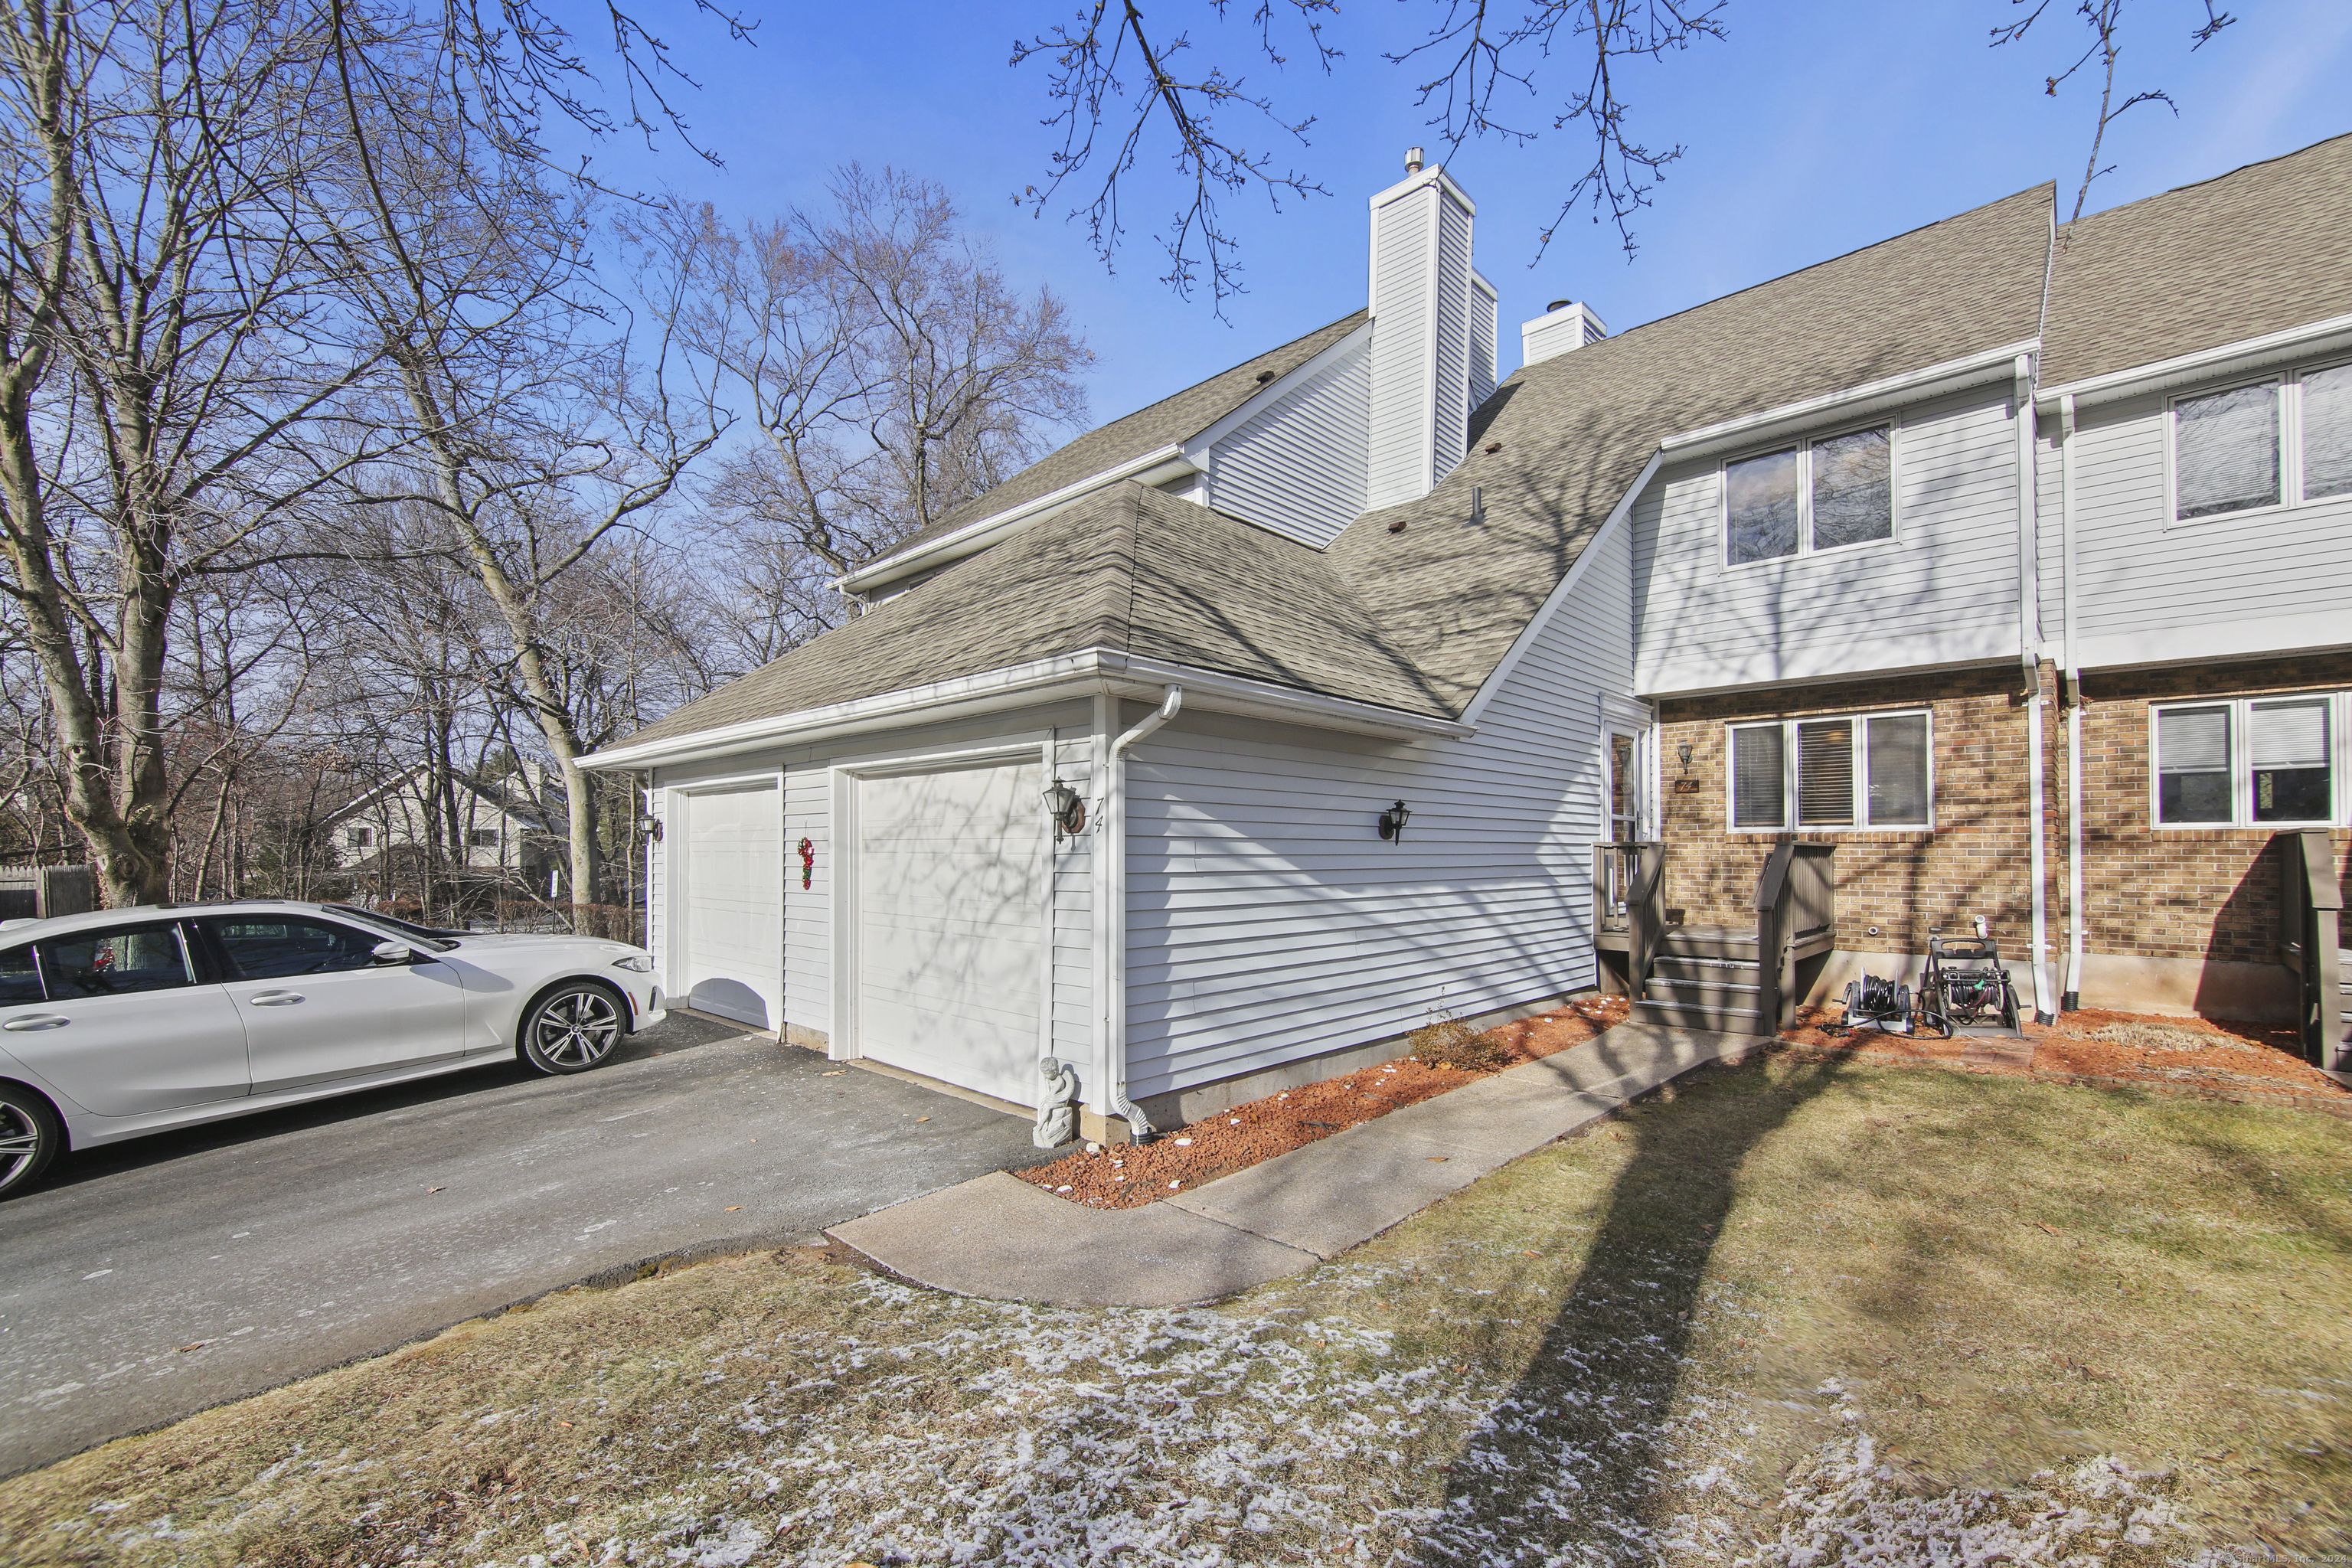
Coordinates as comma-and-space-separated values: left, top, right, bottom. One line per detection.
206, 916, 382, 980
0, 944, 41, 1004
319, 906, 459, 949
39, 923, 194, 998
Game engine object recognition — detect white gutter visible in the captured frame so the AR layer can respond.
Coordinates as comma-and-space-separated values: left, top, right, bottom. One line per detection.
2036, 309, 2352, 411
837, 445, 1198, 594
1660, 339, 2039, 461
580, 648, 1469, 773
2059, 394, 2083, 1011
1098, 685, 1182, 1142
2016, 353, 2055, 1024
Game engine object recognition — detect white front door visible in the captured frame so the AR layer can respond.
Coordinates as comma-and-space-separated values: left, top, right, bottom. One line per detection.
853, 760, 1046, 1106
678, 782, 782, 1029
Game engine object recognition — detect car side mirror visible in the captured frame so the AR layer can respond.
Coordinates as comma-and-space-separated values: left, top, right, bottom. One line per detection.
371, 941, 416, 965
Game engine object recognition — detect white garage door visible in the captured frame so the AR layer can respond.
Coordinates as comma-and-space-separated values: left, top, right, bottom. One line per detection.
854, 761, 1045, 1106
678, 782, 782, 1028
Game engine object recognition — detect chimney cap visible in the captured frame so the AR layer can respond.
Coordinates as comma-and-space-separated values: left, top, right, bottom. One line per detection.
1404, 147, 1425, 174
1545, 299, 1573, 313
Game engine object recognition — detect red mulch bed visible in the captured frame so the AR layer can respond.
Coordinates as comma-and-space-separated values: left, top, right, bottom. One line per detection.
1016, 997, 1631, 1209
1775, 1004, 2351, 1111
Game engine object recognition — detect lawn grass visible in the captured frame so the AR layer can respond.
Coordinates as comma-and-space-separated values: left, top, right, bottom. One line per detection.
2, 1052, 2345, 1566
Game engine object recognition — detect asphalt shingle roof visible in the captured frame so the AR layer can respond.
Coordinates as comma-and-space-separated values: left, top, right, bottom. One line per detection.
2043, 132, 2352, 387
618, 482, 1446, 749
616, 134, 2351, 753
860, 311, 1369, 573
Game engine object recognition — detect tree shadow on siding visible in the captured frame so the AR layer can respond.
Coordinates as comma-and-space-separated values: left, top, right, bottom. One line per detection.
1406, 1048, 1854, 1566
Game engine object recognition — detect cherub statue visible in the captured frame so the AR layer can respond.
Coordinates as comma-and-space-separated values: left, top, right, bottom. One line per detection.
1033, 1055, 1080, 1149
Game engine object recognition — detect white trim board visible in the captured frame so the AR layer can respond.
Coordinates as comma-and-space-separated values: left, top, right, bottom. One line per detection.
1184, 323, 1371, 459
838, 446, 1197, 594
583, 649, 1472, 773
2075, 612, 2352, 674
1661, 339, 2037, 462
2038, 311, 2352, 411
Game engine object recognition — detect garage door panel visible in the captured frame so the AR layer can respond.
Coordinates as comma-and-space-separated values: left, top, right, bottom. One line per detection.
679, 783, 782, 1029
854, 762, 1044, 1106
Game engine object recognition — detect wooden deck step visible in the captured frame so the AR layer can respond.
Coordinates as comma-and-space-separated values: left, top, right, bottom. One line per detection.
1634, 998, 1771, 1034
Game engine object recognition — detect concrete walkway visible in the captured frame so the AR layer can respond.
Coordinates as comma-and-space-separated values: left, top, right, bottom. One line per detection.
829, 1021, 1753, 1308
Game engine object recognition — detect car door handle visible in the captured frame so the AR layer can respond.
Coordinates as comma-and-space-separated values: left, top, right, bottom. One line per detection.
2, 1013, 69, 1031
247, 991, 305, 1006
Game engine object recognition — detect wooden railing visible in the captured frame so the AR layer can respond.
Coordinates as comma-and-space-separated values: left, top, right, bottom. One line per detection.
1592, 840, 1664, 992
1753, 840, 1837, 1030
2276, 829, 2346, 1073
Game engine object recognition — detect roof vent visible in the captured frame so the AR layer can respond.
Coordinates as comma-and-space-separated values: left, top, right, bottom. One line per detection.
1404, 147, 1424, 174
1520, 300, 1608, 368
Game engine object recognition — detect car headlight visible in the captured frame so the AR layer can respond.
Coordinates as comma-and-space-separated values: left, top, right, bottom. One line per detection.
610, 954, 655, 972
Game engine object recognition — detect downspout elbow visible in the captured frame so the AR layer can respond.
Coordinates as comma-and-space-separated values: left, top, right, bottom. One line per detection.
1113, 685, 1183, 757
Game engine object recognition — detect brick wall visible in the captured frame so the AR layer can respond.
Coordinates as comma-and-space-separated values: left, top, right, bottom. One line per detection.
1655, 664, 2060, 957
1653, 652, 2352, 975
2075, 652, 2352, 964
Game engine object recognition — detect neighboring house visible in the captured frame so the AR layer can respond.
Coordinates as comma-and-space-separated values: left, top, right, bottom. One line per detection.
331, 765, 562, 897
585, 135, 2352, 1137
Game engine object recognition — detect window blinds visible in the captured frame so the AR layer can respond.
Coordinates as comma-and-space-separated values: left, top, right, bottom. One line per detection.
1796, 720, 1854, 826
2250, 701, 2328, 769
2305, 364, 2352, 501
1732, 725, 1785, 828
1865, 714, 1929, 825
2175, 383, 2279, 519
2158, 707, 2230, 772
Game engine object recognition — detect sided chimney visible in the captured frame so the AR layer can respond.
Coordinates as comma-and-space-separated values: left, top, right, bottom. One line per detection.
1366, 150, 1497, 510
1521, 299, 1608, 368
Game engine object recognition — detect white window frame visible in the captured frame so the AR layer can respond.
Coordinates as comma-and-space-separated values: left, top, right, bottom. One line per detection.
2164, 360, 2352, 529
2148, 692, 2348, 831
1724, 707, 1935, 834
1720, 417, 1903, 570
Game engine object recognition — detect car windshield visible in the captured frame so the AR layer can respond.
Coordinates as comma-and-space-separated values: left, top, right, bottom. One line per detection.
318, 906, 460, 950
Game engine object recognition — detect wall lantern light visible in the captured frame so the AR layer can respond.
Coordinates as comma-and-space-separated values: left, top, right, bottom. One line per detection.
1377, 800, 1412, 841
638, 815, 663, 842
1044, 779, 1086, 839
1676, 743, 1694, 775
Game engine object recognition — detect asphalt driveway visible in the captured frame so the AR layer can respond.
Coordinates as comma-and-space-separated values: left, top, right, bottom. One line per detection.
0, 1014, 1053, 1477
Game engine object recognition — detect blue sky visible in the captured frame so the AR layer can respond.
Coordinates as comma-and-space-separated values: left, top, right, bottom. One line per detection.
569, 0, 2352, 437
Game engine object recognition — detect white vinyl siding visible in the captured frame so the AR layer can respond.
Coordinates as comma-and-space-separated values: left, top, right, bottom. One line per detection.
1207, 336, 1370, 547
1635, 382, 2023, 694
1366, 187, 1436, 509
2057, 369, 2352, 668
1432, 191, 1472, 478
1469, 273, 1498, 413
1120, 517, 1635, 1100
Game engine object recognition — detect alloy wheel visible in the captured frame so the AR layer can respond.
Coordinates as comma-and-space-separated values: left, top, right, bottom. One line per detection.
529, 987, 622, 1070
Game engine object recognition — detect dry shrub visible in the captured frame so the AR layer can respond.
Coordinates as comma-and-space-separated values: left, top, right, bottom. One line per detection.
1410, 1015, 1509, 1071
2094, 1021, 2252, 1054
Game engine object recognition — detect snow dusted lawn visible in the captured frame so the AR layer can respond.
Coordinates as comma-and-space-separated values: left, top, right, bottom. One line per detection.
2, 1054, 2344, 1566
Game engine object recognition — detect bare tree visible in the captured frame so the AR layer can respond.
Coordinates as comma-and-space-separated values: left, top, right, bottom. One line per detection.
1992, 0, 2236, 222
1012, 1, 2239, 302
635, 167, 1089, 655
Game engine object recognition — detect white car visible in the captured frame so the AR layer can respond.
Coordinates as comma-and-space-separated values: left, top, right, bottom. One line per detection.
0, 900, 666, 1198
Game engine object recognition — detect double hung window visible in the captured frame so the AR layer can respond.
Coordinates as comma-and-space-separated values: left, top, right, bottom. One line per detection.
1724, 424, 1893, 566
1729, 710, 1931, 831
2153, 696, 2338, 827
2170, 362, 2352, 522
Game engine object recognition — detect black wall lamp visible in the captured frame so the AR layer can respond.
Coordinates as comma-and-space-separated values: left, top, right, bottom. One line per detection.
1044, 779, 1086, 839
1377, 800, 1412, 841
1677, 742, 1694, 775
638, 814, 663, 841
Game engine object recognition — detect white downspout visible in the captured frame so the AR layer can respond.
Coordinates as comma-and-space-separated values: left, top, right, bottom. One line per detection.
2017, 354, 2056, 1024
2060, 393, 2084, 1012
1099, 684, 1181, 1140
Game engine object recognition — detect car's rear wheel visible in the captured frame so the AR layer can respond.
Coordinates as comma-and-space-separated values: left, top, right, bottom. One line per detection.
518, 982, 626, 1075
0, 1084, 62, 1200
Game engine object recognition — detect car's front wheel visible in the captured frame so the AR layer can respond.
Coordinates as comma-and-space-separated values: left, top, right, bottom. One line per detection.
0, 1084, 62, 1200
518, 982, 627, 1075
